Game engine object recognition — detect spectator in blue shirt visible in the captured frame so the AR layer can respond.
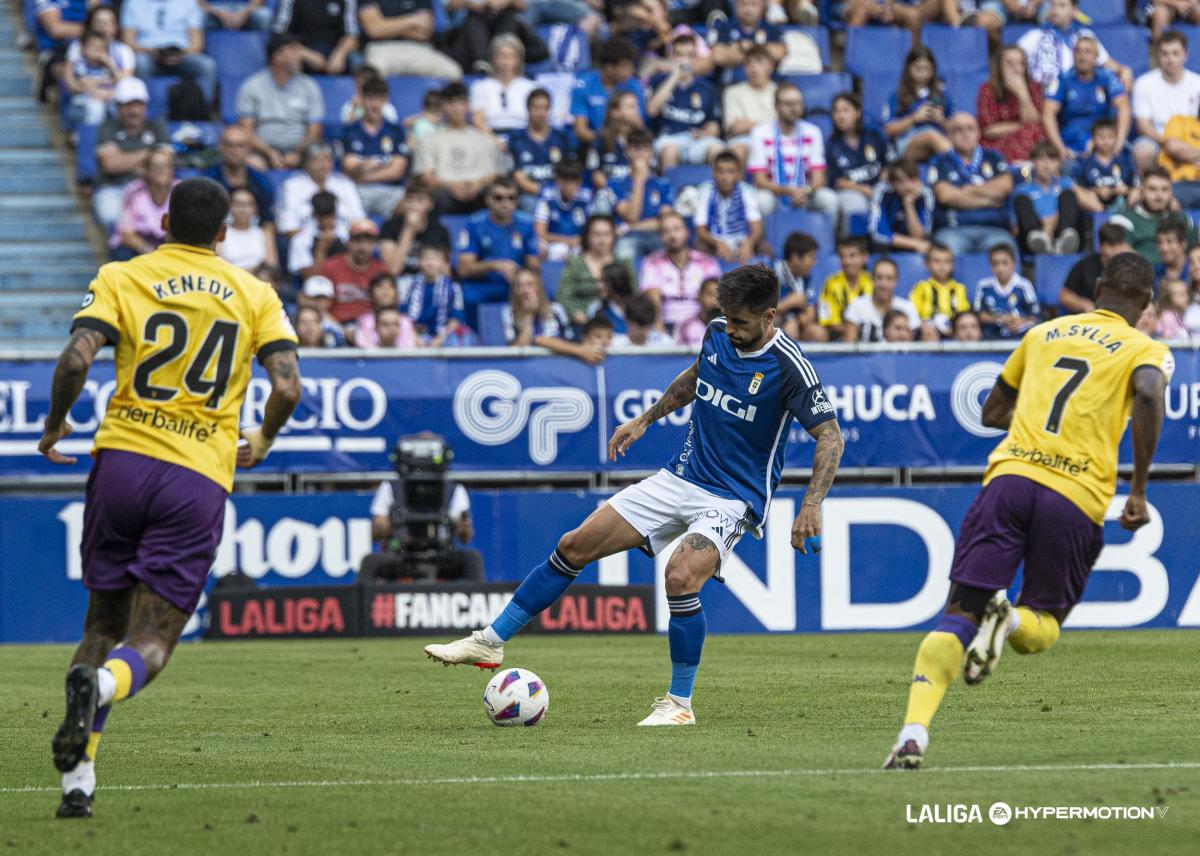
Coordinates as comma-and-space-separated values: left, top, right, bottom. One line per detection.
1014, 141, 1083, 255
868, 160, 935, 254
590, 90, 645, 187
610, 127, 674, 267
883, 46, 952, 165
928, 112, 1018, 256
708, 0, 785, 87
570, 35, 644, 148
340, 75, 409, 217
35, 0, 90, 59
973, 244, 1039, 338
510, 88, 572, 209
534, 158, 595, 259
403, 243, 473, 346
456, 176, 541, 322
646, 34, 722, 170
1073, 117, 1135, 212
120, 0, 218, 94
1045, 37, 1130, 158
773, 230, 822, 341
694, 150, 763, 263
829, 92, 892, 237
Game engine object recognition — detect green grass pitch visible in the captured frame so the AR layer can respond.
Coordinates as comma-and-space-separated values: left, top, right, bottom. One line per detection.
1, 632, 1198, 855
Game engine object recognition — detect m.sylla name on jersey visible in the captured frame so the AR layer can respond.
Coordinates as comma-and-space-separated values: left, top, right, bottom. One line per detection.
147, 273, 236, 303
115, 403, 219, 443
1045, 322, 1124, 354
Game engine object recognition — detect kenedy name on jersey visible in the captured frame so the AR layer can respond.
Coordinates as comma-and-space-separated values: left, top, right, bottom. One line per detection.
149, 274, 235, 303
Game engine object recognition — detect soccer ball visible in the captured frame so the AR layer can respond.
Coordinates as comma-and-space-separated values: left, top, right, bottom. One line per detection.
483, 668, 549, 727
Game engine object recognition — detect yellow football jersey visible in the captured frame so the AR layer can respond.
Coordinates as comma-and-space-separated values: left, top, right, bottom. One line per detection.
72, 243, 298, 492
819, 271, 873, 326
985, 309, 1175, 524
909, 278, 970, 322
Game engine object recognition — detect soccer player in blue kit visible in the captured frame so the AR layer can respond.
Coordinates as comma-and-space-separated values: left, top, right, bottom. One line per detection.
426, 264, 844, 725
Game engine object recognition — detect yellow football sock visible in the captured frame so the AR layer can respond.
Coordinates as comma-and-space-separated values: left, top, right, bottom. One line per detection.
902, 631, 964, 729
1008, 607, 1060, 655
85, 731, 102, 761
105, 657, 134, 703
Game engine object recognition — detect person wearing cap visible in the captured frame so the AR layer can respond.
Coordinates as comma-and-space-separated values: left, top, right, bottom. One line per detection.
319, 218, 390, 323
92, 77, 170, 233
340, 75, 409, 218
120, 0, 218, 94
296, 275, 348, 346
236, 33, 325, 170
278, 142, 367, 237
357, 0, 462, 80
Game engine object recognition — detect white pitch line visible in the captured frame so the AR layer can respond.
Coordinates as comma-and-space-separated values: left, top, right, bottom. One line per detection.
4, 761, 1200, 795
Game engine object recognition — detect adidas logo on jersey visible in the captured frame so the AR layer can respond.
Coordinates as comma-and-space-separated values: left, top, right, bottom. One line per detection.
707, 353, 718, 366
695, 378, 757, 423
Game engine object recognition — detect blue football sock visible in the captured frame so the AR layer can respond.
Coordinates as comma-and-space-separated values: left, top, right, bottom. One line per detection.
488, 549, 580, 642
667, 593, 706, 700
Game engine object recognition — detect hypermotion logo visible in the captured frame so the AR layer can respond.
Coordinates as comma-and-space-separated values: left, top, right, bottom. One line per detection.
453, 370, 592, 465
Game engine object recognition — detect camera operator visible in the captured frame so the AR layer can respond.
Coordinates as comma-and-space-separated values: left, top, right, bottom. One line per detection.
362, 435, 485, 583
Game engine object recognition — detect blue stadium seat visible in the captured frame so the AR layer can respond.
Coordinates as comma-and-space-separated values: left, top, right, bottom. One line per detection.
788, 72, 852, 114
76, 123, 98, 185
806, 113, 833, 142
442, 214, 471, 264
946, 70, 989, 118
954, 253, 993, 302
476, 302, 508, 346
540, 259, 565, 298
845, 27, 913, 78
1034, 253, 1083, 309
313, 75, 358, 136
664, 164, 711, 195
1092, 209, 1113, 245
387, 76, 449, 124
1002, 23, 1036, 45
846, 212, 869, 237
782, 26, 831, 70
219, 74, 248, 124
527, 25, 591, 75
922, 24, 989, 73
204, 31, 268, 81
877, 252, 926, 297
1171, 26, 1200, 72
1093, 24, 1151, 77
767, 208, 834, 256
264, 169, 291, 199
145, 76, 179, 120
1080, 0, 1128, 26
861, 69, 902, 124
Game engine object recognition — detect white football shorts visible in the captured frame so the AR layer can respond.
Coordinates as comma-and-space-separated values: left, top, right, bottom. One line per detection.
607, 468, 753, 567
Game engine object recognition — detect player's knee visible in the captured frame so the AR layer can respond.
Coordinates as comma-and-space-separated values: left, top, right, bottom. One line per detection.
555, 529, 590, 569
664, 564, 695, 596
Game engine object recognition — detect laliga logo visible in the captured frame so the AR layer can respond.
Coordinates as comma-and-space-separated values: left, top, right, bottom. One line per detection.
950, 362, 1006, 438
453, 370, 592, 465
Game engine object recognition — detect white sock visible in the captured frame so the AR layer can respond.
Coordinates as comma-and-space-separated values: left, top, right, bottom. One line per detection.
62, 759, 96, 797
667, 693, 692, 709
898, 723, 929, 750
97, 667, 116, 707
1006, 607, 1022, 637
480, 626, 504, 647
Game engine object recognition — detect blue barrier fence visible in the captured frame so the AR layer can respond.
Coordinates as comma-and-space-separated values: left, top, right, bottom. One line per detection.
2, 485, 1198, 643
3, 347, 1200, 477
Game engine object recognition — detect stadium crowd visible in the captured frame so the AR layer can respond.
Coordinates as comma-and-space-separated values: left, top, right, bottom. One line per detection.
28, 0, 1200, 349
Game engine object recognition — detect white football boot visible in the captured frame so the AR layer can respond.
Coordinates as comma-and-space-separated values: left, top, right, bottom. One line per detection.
963, 592, 1014, 686
637, 696, 696, 726
424, 631, 504, 670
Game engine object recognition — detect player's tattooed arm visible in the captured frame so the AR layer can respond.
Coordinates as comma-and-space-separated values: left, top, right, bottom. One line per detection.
38, 328, 108, 464
981, 378, 1017, 430
792, 419, 844, 553
608, 359, 700, 460
260, 348, 302, 440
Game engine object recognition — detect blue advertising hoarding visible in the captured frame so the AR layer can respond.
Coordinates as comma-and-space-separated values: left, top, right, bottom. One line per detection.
2, 485, 1198, 644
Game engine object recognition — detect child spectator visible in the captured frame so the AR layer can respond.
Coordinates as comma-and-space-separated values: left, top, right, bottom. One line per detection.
289, 190, 345, 278
297, 275, 347, 346
674, 277, 721, 345
708, 0, 786, 88
353, 273, 413, 348
592, 90, 646, 186
340, 75, 409, 218
974, 244, 1039, 338
882, 308, 915, 344
372, 306, 419, 349
1074, 118, 1135, 213
379, 178, 449, 277
580, 314, 615, 353
589, 261, 636, 335
722, 45, 777, 165
340, 66, 400, 126
828, 92, 891, 234
403, 244, 474, 347
610, 127, 674, 265
535, 158, 595, 261
510, 89, 572, 207
404, 88, 443, 143
883, 47, 952, 164
818, 235, 873, 341
909, 243, 970, 337
951, 310, 984, 342
843, 257, 923, 343
1154, 278, 1196, 340
694, 150, 763, 264
646, 34, 722, 169
868, 160, 934, 254
295, 305, 331, 348
612, 293, 674, 346
774, 230, 822, 341
217, 186, 276, 270
1155, 220, 1191, 287
64, 28, 124, 127
1014, 141, 1083, 255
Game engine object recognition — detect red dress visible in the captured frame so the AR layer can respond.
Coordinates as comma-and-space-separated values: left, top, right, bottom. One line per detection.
976, 81, 1045, 164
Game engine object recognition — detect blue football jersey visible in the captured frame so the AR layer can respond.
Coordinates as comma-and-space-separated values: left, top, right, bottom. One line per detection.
667, 320, 835, 529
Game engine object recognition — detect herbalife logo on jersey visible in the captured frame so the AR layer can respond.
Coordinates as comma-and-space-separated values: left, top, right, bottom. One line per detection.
695, 378, 757, 422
